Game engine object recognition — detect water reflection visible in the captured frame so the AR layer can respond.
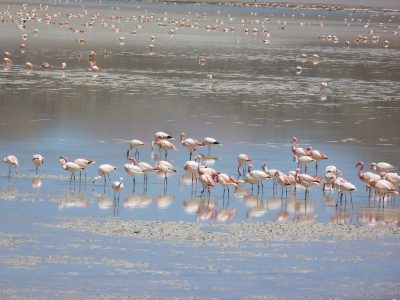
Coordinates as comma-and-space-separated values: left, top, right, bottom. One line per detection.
58, 192, 90, 210
31, 175, 43, 189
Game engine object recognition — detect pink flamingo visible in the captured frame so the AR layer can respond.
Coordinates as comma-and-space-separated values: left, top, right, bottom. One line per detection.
152, 140, 177, 159
126, 139, 145, 159
32, 154, 44, 174
356, 161, 380, 193
93, 164, 117, 184
3, 155, 19, 177
213, 173, 238, 198
274, 171, 292, 198
59, 156, 83, 183
296, 169, 320, 198
203, 137, 221, 154
74, 158, 96, 182
370, 162, 396, 173
306, 146, 328, 171
291, 137, 309, 158
180, 132, 204, 160
237, 153, 252, 176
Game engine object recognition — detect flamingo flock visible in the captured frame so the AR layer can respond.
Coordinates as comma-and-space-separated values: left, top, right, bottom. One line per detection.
2, 134, 399, 209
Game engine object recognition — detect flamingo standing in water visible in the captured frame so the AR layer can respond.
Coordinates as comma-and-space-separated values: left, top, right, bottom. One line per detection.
126, 139, 145, 159
295, 169, 320, 198
59, 156, 83, 183
183, 159, 199, 185
112, 177, 124, 202
74, 158, 95, 182
306, 146, 328, 171
3, 155, 19, 177
237, 153, 252, 177
124, 161, 144, 191
130, 158, 156, 187
213, 173, 238, 198
197, 161, 215, 197
152, 140, 177, 159
180, 132, 203, 160
154, 155, 177, 187
274, 171, 292, 198
93, 164, 117, 184
244, 164, 271, 192
368, 173, 399, 202
337, 181, 357, 207
32, 154, 44, 173
370, 162, 396, 173
291, 137, 309, 159
203, 137, 221, 154
154, 131, 173, 141
356, 161, 381, 193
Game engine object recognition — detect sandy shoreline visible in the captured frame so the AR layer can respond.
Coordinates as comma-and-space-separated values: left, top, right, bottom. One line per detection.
40, 217, 400, 245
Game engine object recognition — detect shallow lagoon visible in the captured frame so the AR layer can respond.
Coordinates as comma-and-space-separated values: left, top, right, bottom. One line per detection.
0, 1, 400, 298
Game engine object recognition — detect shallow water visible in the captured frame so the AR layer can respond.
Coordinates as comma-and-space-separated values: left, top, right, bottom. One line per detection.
0, 1, 400, 298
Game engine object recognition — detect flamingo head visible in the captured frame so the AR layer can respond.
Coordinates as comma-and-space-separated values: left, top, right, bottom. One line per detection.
306, 146, 312, 151
295, 168, 301, 174
194, 154, 202, 163
180, 132, 186, 139
379, 172, 386, 178
247, 164, 254, 172
291, 136, 298, 143
356, 160, 364, 167
370, 162, 377, 170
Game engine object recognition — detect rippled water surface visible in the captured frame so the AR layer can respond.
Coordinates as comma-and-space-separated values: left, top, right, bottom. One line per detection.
0, 1, 399, 298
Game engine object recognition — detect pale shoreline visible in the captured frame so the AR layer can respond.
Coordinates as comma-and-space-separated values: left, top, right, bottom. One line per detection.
41, 217, 400, 245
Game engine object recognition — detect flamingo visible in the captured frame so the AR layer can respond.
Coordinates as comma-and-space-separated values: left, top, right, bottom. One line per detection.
244, 164, 271, 192
274, 171, 292, 198
180, 133, 203, 160
25, 62, 33, 69
41, 62, 51, 69
356, 161, 381, 192
93, 164, 117, 184
337, 181, 357, 206
126, 139, 145, 159
152, 140, 177, 159
112, 177, 124, 202
32, 154, 44, 173
61, 62, 67, 70
370, 162, 396, 173
368, 173, 399, 201
124, 161, 144, 190
195, 155, 219, 178
213, 173, 238, 197
154, 156, 177, 187
291, 137, 309, 158
203, 137, 221, 154
295, 155, 315, 173
59, 156, 83, 183
74, 158, 95, 182
3, 155, 19, 177
154, 131, 173, 141
129, 158, 155, 187
183, 160, 199, 185
383, 172, 400, 186
237, 153, 252, 176
306, 146, 328, 171
261, 164, 284, 191
295, 169, 320, 198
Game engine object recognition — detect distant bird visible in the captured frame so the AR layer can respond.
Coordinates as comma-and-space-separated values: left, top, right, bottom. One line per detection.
132, 158, 156, 187
183, 159, 199, 184
370, 162, 396, 173
93, 164, 117, 184
203, 137, 221, 154
244, 164, 271, 192
274, 171, 292, 198
112, 177, 124, 201
32, 154, 44, 173
59, 156, 83, 183
25, 62, 33, 69
237, 153, 252, 176
180, 132, 203, 160
41, 62, 51, 70
3, 155, 19, 177
61, 62, 67, 70
320, 82, 328, 91
126, 139, 145, 159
